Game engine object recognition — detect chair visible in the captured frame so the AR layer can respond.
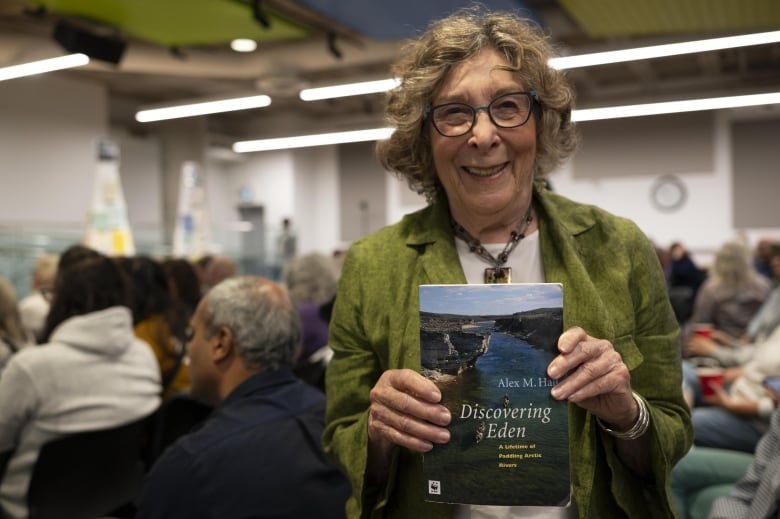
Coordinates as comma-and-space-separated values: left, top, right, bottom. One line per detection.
148, 393, 212, 463
26, 412, 156, 519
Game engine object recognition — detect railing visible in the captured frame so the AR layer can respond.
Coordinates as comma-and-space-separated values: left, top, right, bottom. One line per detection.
0, 224, 288, 299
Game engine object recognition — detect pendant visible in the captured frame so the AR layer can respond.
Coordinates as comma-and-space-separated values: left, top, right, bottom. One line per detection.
484, 267, 512, 284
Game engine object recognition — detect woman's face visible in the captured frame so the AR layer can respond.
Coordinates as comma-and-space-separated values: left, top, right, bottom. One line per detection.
430, 47, 537, 224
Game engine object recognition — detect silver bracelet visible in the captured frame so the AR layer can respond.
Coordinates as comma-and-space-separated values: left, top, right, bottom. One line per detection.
596, 392, 650, 440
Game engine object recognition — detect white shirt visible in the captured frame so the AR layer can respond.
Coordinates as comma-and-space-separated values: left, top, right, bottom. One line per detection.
454, 230, 578, 519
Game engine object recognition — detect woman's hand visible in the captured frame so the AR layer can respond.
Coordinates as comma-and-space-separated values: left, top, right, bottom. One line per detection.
547, 326, 637, 430
723, 366, 743, 385
686, 335, 717, 357
702, 383, 732, 408
367, 368, 451, 455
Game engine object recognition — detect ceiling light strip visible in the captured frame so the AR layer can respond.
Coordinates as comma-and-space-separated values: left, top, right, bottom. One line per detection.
299, 78, 402, 101
0, 53, 89, 82
572, 92, 780, 122
233, 92, 780, 152
135, 95, 272, 122
549, 30, 780, 70
233, 127, 395, 153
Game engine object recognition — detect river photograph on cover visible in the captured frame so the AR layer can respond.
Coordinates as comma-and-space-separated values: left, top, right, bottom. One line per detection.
419, 283, 569, 507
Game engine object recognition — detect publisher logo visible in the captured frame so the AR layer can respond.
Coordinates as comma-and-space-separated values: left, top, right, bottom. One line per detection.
428, 480, 441, 495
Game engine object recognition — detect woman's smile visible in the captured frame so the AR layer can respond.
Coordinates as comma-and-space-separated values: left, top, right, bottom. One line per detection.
462, 162, 508, 177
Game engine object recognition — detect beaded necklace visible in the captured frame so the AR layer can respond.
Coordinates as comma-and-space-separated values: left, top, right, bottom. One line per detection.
451, 205, 534, 284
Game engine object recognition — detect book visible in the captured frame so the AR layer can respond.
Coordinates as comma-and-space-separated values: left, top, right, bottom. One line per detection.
419, 283, 569, 507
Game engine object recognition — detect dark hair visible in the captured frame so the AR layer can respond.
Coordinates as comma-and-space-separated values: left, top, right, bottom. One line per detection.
120, 256, 170, 324
162, 258, 202, 340
162, 259, 201, 314
42, 254, 131, 342
58, 244, 102, 272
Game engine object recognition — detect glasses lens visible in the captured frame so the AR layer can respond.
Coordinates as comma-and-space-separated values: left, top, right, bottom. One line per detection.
431, 103, 474, 137
489, 93, 531, 128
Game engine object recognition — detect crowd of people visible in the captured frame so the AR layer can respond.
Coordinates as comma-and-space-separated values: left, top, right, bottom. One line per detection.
0, 245, 347, 519
0, 6, 779, 519
669, 237, 780, 519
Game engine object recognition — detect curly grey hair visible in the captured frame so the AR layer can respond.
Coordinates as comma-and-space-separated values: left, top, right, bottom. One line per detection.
376, 7, 578, 202
204, 276, 302, 370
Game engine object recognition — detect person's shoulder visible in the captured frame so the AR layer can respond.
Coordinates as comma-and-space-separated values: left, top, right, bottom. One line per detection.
344, 203, 440, 267
18, 291, 47, 311
354, 204, 436, 245
0, 343, 50, 388
541, 190, 643, 236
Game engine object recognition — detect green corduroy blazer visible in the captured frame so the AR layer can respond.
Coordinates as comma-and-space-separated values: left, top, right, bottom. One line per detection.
324, 186, 693, 519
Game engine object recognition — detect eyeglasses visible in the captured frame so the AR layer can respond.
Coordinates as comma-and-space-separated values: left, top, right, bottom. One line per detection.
425, 90, 538, 137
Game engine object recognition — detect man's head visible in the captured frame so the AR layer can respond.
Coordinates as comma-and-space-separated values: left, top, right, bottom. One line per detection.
201, 255, 238, 293
187, 276, 302, 405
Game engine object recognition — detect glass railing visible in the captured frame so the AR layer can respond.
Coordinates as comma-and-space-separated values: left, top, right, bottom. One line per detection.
0, 224, 289, 299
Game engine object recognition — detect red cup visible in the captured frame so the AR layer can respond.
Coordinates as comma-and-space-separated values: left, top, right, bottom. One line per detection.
692, 324, 714, 339
697, 367, 724, 396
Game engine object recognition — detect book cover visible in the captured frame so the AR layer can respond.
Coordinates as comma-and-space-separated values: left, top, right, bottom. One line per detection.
419, 283, 569, 507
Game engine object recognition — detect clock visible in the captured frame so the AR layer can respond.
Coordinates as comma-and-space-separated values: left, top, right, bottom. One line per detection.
650, 175, 687, 212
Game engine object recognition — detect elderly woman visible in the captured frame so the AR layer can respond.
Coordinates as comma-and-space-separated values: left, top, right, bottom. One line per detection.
322, 8, 692, 519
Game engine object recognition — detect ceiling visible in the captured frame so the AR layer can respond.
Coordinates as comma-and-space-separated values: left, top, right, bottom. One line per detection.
1, 0, 780, 145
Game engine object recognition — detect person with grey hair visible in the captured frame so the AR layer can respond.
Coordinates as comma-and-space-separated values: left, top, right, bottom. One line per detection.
135, 276, 350, 519
283, 252, 339, 389
323, 6, 691, 519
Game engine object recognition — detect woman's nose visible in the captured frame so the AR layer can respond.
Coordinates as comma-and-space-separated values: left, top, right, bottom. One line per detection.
468, 109, 500, 147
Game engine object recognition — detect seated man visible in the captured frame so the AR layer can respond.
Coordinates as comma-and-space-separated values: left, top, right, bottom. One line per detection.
135, 276, 350, 519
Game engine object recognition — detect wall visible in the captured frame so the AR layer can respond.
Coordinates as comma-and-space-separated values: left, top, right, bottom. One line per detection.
1, 73, 779, 272
0, 75, 107, 226
552, 108, 780, 265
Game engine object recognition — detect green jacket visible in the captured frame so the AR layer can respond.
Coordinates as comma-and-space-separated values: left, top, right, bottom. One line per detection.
323, 187, 693, 519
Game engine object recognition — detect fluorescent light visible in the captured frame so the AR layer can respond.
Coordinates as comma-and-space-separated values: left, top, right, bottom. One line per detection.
293, 30, 780, 102
233, 127, 395, 153
0, 53, 89, 81
549, 30, 780, 70
135, 94, 272, 122
231, 91, 780, 152
300, 78, 401, 101
231, 39, 257, 52
572, 92, 780, 122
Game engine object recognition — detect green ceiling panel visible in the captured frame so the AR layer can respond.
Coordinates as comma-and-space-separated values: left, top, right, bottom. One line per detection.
30, 0, 309, 47
559, 0, 780, 38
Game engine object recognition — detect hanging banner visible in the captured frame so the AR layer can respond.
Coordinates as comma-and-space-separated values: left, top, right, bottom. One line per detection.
172, 160, 211, 258
83, 139, 136, 256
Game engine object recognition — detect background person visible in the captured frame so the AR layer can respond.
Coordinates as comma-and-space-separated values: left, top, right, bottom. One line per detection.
282, 252, 340, 390
120, 256, 191, 398
0, 277, 32, 372
135, 276, 350, 519
0, 251, 161, 519
323, 8, 691, 519
17, 253, 58, 343
690, 241, 771, 339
